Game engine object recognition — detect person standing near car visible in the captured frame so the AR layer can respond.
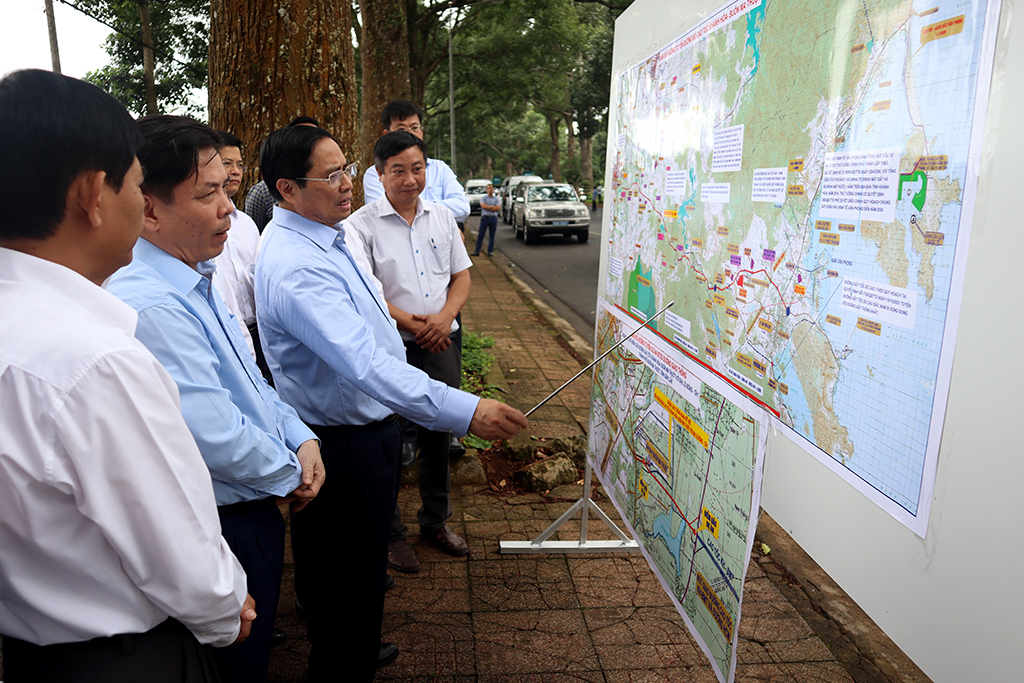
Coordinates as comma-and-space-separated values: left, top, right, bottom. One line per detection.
472, 183, 500, 257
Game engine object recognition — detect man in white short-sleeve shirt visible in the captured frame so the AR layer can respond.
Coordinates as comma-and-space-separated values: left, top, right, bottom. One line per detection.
346, 130, 473, 574
0, 69, 251, 683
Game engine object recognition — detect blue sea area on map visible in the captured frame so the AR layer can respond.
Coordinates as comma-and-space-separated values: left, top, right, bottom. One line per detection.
775, 349, 814, 441
745, 4, 764, 72
652, 511, 685, 577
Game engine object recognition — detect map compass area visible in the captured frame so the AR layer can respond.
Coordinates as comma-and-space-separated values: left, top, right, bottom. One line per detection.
588, 301, 769, 683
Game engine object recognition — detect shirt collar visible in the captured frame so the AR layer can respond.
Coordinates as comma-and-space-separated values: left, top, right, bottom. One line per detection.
132, 237, 205, 296
374, 194, 427, 223
0, 246, 138, 336
271, 205, 344, 252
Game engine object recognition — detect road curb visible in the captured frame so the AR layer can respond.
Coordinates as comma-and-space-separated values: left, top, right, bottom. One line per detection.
489, 254, 595, 364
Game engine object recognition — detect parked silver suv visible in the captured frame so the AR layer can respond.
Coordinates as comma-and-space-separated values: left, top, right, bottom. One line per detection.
511, 183, 590, 244
500, 175, 543, 224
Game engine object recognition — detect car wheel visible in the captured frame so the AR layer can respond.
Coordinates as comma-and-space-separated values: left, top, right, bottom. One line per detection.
577, 230, 590, 243
502, 206, 510, 224
524, 225, 537, 245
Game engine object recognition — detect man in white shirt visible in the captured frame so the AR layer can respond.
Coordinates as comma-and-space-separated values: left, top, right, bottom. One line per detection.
213, 131, 271, 379
0, 69, 251, 682
346, 131, 473, 573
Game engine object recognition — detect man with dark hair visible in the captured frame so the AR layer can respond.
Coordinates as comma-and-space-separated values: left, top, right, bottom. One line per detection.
255, 124, 528, 682
213, 130, 272, 380
244, 116, 321, 231
362, 100, 469, 223
0, 69, 249, 682
346, 131, 473, 575
107, 115, 325, 683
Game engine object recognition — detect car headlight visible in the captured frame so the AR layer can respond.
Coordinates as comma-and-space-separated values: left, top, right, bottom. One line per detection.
528, 209, 544, 218
575, 207, 588, 217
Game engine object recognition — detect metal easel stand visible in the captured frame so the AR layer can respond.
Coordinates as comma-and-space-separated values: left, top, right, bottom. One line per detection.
499, 461, 640, 554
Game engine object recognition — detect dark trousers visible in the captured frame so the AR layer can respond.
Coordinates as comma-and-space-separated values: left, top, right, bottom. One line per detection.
293, 419, 401, 683
391, 337, 461, 541
3, 618, 220, 683
213, 499, 285, 683
474, 215, 498, 254
247, 322, 274, 387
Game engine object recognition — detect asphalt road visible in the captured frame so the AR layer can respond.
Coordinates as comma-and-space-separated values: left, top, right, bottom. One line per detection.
464, 207, 604, 342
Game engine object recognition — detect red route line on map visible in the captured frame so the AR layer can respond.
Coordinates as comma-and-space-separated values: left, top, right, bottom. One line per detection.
613, 303, 781, 417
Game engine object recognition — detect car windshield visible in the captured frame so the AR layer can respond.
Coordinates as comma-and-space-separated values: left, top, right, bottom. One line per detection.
466, 182, 488, 192
528, 186, 576, 202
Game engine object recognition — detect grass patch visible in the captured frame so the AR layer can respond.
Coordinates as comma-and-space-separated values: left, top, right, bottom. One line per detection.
460, 332, 499, 450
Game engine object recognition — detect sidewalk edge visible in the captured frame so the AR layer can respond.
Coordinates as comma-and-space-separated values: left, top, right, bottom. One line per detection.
491, 258, 595, 363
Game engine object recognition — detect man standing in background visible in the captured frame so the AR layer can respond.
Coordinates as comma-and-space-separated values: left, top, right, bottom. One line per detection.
347, 130, 473, 574
213, 131, 271, 380
471, 183, 500, 257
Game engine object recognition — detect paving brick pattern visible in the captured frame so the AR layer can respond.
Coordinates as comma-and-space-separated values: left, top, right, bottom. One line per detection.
266, 242, 855, 682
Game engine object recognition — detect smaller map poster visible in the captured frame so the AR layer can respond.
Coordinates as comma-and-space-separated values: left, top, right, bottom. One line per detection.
588, 301, 769, 683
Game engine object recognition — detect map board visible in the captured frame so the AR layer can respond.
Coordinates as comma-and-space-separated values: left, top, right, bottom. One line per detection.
588, 301, 769, 682
597, 0, 1001, 540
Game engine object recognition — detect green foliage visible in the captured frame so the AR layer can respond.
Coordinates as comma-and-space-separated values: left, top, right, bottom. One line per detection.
459, 331, 499, 451
460, 331, 497, 398
80, 0, 208, 117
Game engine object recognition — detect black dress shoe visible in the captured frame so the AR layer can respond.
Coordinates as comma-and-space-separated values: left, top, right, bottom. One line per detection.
270, 627, 286, 648
295, 596, 307, 619
385, 574, 395, 591
449, 434, 466, 457
377, 642, 400, 668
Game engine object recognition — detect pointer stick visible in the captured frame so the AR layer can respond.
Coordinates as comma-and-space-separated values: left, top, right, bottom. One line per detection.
524, 300, 676, 418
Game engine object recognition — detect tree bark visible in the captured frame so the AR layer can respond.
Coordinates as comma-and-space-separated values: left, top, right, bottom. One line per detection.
564, 113, 576, 164
547, 114, 562, 182
208, 0, 359, 204
357, 0, 411, 177
138, 0, 158, 115
580, 135, 594, 194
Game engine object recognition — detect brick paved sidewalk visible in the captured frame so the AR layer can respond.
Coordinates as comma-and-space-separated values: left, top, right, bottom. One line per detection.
266, 237, 860, 683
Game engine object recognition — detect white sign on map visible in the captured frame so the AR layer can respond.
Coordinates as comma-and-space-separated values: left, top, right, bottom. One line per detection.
751, 167, 787, 203
666, 170, 689, 194
840, 277, 918, 330
712, 124, 744, 172
701, 182, 731, 203
819, 148, 900, 222
665, 310, 692, 339
608, 256, 624, 279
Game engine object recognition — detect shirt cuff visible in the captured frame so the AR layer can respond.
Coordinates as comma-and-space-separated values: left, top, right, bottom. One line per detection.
434, 387, 480, 436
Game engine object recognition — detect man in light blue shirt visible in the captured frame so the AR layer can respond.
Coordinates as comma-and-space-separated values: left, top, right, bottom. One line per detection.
362, 100, 470, 223
107, 116, 324, 683
255, 124, 527, 682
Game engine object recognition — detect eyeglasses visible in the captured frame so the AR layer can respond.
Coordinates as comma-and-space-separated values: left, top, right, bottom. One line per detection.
297, 162, 359, 189
390, 123, 422, 133
223, 160, 247, 173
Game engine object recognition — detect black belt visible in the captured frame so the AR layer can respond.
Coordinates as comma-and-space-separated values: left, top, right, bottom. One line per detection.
308, 414, 399, 436
217, 497, 276, 516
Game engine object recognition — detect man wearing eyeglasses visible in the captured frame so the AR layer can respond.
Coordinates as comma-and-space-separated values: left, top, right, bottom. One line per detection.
362, 100, 470, 224
255, 124, 528, 682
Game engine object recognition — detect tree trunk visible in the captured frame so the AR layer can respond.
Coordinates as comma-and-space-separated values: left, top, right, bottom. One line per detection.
564, 113, 576, 164
208, 0, 358, 204
138, 0, 158, 115
358, 0, 411, 179
580, 135, 593, 194
547, 114, 562, 182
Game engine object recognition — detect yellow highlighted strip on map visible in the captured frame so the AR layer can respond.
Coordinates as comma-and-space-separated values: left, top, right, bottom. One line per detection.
696, 571, 733, 641
655, 387, 709, 448
925, 232, 944, 245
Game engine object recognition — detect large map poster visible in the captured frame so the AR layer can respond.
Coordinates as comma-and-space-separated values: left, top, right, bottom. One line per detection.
588, 301, 769, 683
599, 0, 1000, 538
